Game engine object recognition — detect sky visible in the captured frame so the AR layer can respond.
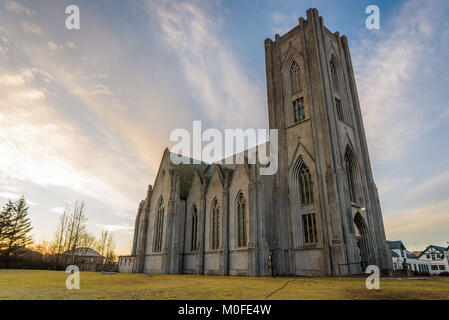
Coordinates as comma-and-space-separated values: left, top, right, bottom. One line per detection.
0, 0, 448, 255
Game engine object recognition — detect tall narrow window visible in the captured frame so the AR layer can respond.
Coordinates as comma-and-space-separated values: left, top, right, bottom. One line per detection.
154, 198, 164, 252
211, 199, 220, 250
237, 194, 247, 247
344, 147, 358, 203
299, 163, 314, 205
335, 98, 343, 121
293, 97, 305, 122
290, 61, 301, 93
330, 60, 339, 94
190, 205, 198, 251
302, 213, 318, 244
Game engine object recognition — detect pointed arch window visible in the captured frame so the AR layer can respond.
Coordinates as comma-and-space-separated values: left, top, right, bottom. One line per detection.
330, 60, 339, 94
344, 147, 358, 203
299, 163, 314, 205
290, 61, 301, 94
154, 198, 164, 253
190, 205, 198, 251
237, 194, 247, 247
211, 199, 220, 250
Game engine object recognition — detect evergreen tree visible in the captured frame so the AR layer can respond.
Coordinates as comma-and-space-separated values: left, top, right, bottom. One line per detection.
0, 197, 33, 264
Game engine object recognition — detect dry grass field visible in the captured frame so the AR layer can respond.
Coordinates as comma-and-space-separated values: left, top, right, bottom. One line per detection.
0, 269, 448, 300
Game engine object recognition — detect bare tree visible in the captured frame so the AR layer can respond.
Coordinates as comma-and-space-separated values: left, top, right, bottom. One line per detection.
95, 228, 117, 264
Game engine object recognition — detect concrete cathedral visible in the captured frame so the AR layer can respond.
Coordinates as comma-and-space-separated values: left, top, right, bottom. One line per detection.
118, 8, 392, 276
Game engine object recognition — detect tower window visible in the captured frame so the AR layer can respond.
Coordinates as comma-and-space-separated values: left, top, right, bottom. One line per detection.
302, 213, 318, 244
154, 198, 164, 253
299, 163, 314, 205
293, 97, 305, 122
190, 205, 198, 251
211, 199, 220, 250
330, 60, 339, 94
335, 98, 343, 121
237, 194, 247, 247
290, 61, 301, 94
344, 147, 358, 203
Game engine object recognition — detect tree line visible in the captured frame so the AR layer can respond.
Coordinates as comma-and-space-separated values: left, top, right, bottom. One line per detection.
0, 197, 117, 270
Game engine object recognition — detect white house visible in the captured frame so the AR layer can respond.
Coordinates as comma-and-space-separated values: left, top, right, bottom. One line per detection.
387, 241, 448, 275
416, 245, 448, 275
387, 241, 427, 273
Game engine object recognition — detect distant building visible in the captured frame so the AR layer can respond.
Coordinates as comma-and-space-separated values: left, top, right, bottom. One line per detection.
417, 245, 448, 275
387, 241, 448, 275
62, 247, 104, 271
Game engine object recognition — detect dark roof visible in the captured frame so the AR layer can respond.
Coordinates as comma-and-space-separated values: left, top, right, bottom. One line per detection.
63, 247, 104, 257
387, 240, 406, 250
418, 245, 448, 258
391, 250, 399, 257
431, 245, 447, 252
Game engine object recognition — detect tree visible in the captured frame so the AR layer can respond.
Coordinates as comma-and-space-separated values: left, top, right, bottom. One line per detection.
0, 197, 33, 265
95, 228, 117, 264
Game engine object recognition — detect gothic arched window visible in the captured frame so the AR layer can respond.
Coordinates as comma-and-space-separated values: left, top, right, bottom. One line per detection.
237, 194, 247, 247
190, 205, 198, 251
290, 61, 301, 94
299, 163, 314, 205
330, 60, 339, 94
154, 198, 164, 252
211, 199, 220, 250
344, 147, 358, 203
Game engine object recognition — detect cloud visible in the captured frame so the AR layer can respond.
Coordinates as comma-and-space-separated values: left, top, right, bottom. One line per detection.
384, 198, 449, 249
22, 21, 42, 34
0, 191, 37, 206
47, 41, 63, 51
354, 0, 449, 165
51, 206, 66, 214
269, 12, 298, 35
145, 0, 266, 129
94, 223, 134, 233
0, 191, 21, 200
0, 69, 34, 85
4, 0, 35, 17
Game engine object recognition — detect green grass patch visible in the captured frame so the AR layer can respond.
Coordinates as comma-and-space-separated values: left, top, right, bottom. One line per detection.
0, 269, 448, 300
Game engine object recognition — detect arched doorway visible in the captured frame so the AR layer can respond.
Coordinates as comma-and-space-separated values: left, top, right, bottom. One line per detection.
354, 212, 370, 271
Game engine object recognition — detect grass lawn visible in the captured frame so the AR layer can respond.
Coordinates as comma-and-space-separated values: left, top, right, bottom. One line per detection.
0, 269, 448, 300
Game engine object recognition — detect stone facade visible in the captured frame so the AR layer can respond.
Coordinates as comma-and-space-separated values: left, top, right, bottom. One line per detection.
118, 8, 392, 276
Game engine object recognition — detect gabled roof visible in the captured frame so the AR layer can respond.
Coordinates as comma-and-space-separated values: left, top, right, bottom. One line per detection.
63, 247, 104, 257
387, 240, 406, 250
418, 245, 448, 258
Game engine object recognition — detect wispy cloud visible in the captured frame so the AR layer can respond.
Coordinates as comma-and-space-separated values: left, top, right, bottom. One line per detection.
269, 12, 298, 35
94, 223, 134, 233
145, 0, 266, 129
354, 0, 449, 165
4, 0, 35, 17
384, 197, 449, 249
21, 21, 42, 34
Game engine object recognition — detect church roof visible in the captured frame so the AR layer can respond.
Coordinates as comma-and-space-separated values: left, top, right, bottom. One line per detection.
168, 153, 210, 199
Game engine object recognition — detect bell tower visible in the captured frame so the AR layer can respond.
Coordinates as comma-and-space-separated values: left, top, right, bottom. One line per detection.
264, 8, 392, 275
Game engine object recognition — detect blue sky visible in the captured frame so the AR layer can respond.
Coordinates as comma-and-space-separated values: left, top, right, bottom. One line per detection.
0, 0, 448, 254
